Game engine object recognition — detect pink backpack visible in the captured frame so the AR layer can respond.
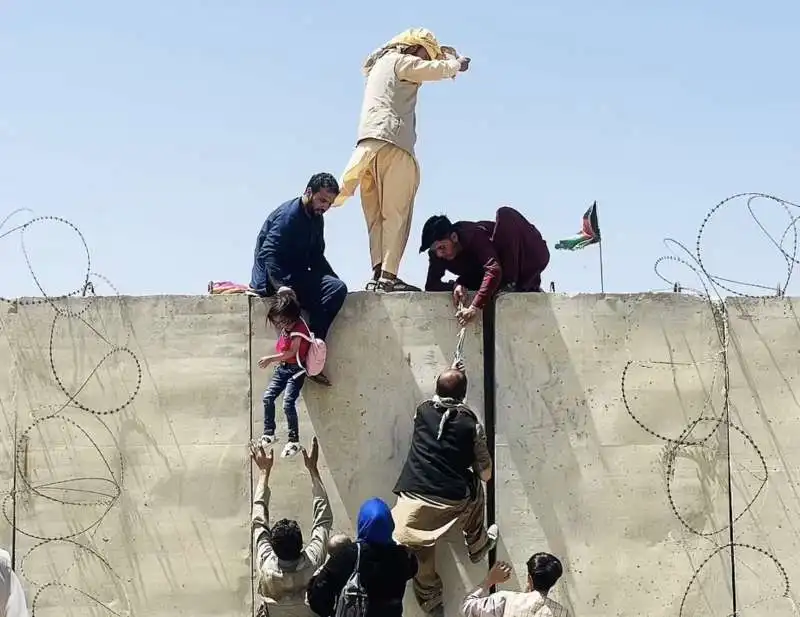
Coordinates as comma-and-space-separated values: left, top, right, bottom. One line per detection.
290, 318, 327, 379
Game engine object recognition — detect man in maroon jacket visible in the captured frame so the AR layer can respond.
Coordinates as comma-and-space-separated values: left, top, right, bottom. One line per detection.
421, 206, 550, 325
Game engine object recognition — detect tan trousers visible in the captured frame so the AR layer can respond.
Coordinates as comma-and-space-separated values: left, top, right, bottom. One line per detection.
392, 482, 490, 612
335, 139, 420, 277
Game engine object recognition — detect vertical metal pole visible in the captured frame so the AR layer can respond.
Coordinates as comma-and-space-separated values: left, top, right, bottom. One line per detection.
599, 241, 605, 293
482, 298, 497, 573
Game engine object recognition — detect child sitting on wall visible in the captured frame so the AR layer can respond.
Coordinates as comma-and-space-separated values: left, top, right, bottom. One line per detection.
258, 289, 312, 458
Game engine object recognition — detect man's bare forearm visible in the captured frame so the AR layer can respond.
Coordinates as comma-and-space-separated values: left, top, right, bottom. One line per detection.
253, 470, 271, 526
308, 469, 332, 523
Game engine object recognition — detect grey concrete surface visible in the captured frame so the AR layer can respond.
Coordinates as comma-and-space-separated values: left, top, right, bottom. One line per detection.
495, 293, 734, 616
251, 292, 487, 617
1, 292, 798, 617
726, 297, 800, 616
1, 296, 252, 617
0, 321, 16, 554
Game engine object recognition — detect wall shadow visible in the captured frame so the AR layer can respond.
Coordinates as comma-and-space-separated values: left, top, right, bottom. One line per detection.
494, 292, 734, 616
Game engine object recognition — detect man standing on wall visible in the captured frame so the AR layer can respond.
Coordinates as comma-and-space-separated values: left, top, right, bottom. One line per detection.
333, 28, 471, 293
250, 173, 348, 386
420, 206, 550, 325
250, 437, 333, 616
391, 365, 499, 617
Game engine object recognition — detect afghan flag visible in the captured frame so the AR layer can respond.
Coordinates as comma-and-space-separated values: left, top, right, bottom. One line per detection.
555, 201, 601, 250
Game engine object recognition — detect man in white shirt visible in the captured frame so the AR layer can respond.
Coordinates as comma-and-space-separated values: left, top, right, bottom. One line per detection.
461, 553, 571, 617
0, 549, 29, 617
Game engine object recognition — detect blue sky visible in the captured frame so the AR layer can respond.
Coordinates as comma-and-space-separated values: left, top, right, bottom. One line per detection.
2, 0, 799, 299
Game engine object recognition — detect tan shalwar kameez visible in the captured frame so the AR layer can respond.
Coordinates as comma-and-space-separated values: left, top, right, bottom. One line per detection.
334, 45, 462, 278
392, 413, 494, 612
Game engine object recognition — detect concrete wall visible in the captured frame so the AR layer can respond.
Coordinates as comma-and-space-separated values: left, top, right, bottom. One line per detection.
0, 296, 252, 617
1, 292, 799, 616
252, 292, 486, 617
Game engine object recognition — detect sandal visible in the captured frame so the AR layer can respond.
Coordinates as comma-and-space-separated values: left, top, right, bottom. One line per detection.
309, 372, 333, 387
373, 278, 421, 293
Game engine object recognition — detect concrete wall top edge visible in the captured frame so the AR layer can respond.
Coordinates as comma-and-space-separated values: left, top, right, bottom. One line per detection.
11, 291, 795, 303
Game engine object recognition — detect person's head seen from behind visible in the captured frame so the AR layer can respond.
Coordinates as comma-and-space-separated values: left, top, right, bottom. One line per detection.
526, 552, 563, 594
269, 518, 304, 562
356, 497, 395, 545
436, 368, 468, 402
326, 533, 353, 559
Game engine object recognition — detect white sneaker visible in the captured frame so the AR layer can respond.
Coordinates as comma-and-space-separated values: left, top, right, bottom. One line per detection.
259, 434, 279, 448
469, 524, 500, 563
281, 442, 302, 458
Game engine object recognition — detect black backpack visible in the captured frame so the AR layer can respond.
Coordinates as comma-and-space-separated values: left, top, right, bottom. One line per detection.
334, 542, 369, 617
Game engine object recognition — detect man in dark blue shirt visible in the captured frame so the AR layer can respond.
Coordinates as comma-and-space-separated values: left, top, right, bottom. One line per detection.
250, 173, 348, 386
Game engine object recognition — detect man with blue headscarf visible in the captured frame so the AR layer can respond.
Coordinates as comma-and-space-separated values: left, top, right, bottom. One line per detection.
307, 497, 417, 617
391, 366, 498, 617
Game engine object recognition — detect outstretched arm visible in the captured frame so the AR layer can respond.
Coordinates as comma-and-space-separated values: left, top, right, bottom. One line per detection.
250, 444, 276, 572
462, 562, 513, 617
301, 438, 333, 569
459, 236, 502, 310
395, 55, 462, 83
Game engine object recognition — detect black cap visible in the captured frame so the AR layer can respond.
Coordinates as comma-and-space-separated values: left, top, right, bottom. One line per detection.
419, 215, 453, 253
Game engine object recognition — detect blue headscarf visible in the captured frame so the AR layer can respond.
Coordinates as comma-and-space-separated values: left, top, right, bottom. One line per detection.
357, 497, 395, 545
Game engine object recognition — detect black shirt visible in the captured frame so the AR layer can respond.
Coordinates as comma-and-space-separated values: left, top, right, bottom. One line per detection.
394, 400, 481, 501
306, 542, 417, 617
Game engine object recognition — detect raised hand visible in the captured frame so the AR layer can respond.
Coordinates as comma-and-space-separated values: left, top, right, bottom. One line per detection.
486, 561, 512, 586
250, 441, 274, 474
302, 436, 320, 475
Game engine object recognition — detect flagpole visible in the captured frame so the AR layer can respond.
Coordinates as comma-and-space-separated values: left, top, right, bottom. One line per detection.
599, 240, 605, 293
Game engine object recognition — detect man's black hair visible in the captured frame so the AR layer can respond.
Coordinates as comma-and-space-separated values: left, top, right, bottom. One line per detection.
419, 214, 454, 253
306, 172, 340, 195
269, 518, 304, 561
527, 552, 563, 593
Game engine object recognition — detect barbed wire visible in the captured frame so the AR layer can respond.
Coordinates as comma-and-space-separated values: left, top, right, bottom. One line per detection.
626, 193, 798, 615
654, 192, 800, 299
1, 211, 141, 616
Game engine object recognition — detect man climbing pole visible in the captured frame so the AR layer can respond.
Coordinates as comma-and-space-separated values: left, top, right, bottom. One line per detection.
333, 28, 471, 293
420, 206, 550, 325
250, 173, 348, 386
391, 365, 499, 617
